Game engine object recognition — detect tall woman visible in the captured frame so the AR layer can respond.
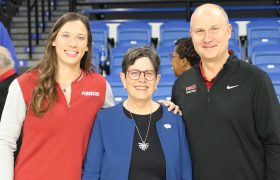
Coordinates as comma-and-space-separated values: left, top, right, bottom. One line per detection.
82, 47, 192, 180
0, 12, 114, 180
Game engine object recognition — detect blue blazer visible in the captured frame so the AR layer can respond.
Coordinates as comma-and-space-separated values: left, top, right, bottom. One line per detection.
82, 102, 192, 180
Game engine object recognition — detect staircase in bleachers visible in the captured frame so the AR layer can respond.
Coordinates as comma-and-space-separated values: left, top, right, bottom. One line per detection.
9, 0, 93, 73
10, 0, 69, 73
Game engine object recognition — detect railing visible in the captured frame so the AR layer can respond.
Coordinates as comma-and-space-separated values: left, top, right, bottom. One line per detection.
70, 0, 280, 21
81, 5, 280, 14
0, 0, 20, 32
26, 0, 53, 58
70, 0, 189, 20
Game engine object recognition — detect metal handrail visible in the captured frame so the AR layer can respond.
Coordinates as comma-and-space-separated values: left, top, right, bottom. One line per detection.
27, 0, 35, 58
27, 0, 52, 58
70, 0, 280, 21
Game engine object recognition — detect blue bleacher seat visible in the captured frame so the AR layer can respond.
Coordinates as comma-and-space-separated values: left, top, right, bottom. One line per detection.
89, 21, 108, 50
247, 20, 280, 39
229, 21, 240, 46
107, 46, 128, 104
92, 47, 100, 72
264, 71, 280, 94
117, 22, 151, 47
106, 75, 127, 104
268, 76, 280, 104
109, 46, 130, 75
247, 20, 280, 57
256, 64, 280, 74
154, 74, 176, 101
274, 83, 280, 94
249, 38, 280, 58
158, 74, 176, 87
252, 44, 280, 93
159, 21, 190, 47
255, 62, 280, 104
229, 43, 243, 59
273, 82, 280, 103
157, 45, 174, 75
251, 44, 280, 65
253, 44, 280, 101
153, 85, 173, 101
256, 64, 280, 89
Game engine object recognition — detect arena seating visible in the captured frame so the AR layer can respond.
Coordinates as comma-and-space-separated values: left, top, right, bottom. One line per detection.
106, 76, 128, 104
116, 22, 152, 47
153, 85, 173, 101
154, 74, 176, 101
89, 21, 108, 51
92, 47, 100, 72
159, 21, 190, 47
157, 45, 174, 75
251, 44, 280, 65
88, 19, 279, 102
229, 21, 240, 47
246, 20, 280, 58
252, 44, 280, 102
109, 46, 129, 75
229, 43, 243, 59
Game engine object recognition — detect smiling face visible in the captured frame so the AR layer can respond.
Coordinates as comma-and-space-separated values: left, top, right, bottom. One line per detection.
121, 57, 160, 102
190, 4, 231, 62
52, 20, 89, 68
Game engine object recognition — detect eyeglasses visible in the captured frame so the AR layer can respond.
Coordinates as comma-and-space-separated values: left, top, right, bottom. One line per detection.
127, 69, 156, 81
169, 53, 180, 60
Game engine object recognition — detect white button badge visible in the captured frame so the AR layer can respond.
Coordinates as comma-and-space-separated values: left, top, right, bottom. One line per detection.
164, 124, 171, 129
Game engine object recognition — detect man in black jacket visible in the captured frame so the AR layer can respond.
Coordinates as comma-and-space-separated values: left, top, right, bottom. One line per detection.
0, 46, 18, 118
172, 3, 280, 180
0, 46, 20, 160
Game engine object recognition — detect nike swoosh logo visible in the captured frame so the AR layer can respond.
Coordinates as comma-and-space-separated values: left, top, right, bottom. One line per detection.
227, 85, 239, 89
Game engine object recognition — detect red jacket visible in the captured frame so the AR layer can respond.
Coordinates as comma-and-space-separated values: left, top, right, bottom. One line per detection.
14, 69, 106, 180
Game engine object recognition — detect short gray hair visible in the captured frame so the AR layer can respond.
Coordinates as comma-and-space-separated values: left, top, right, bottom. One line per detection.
0, 47, 14, 68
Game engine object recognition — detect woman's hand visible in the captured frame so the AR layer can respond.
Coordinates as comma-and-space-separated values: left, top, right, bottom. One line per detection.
158, 100, 182, 116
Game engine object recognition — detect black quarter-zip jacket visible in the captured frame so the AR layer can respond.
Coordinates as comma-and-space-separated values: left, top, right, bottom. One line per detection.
172, 55, 280, 180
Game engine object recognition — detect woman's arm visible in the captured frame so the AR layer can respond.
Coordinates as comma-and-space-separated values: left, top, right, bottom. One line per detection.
177, 116, 192, 180
82, 113, 104, 180
102, 81, 115, 108
0, 79, 26, 180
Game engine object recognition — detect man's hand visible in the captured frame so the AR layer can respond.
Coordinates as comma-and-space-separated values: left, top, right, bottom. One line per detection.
158, 100, 182, 116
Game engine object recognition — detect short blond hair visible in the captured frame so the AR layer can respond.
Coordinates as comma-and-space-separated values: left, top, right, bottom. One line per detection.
0, 46, 14, 68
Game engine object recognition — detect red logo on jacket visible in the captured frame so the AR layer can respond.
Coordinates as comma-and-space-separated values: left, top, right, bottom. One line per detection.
185, 84, 197, 94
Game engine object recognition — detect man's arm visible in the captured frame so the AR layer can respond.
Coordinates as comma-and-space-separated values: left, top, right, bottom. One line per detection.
0, 80, 26, 180
253, 73, 280, 179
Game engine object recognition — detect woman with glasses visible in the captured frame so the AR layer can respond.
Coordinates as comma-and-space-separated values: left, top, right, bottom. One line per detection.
82, 47, 192, 180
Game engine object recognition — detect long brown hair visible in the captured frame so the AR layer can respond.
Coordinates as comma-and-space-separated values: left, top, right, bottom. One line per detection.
29, 12, 93, 116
